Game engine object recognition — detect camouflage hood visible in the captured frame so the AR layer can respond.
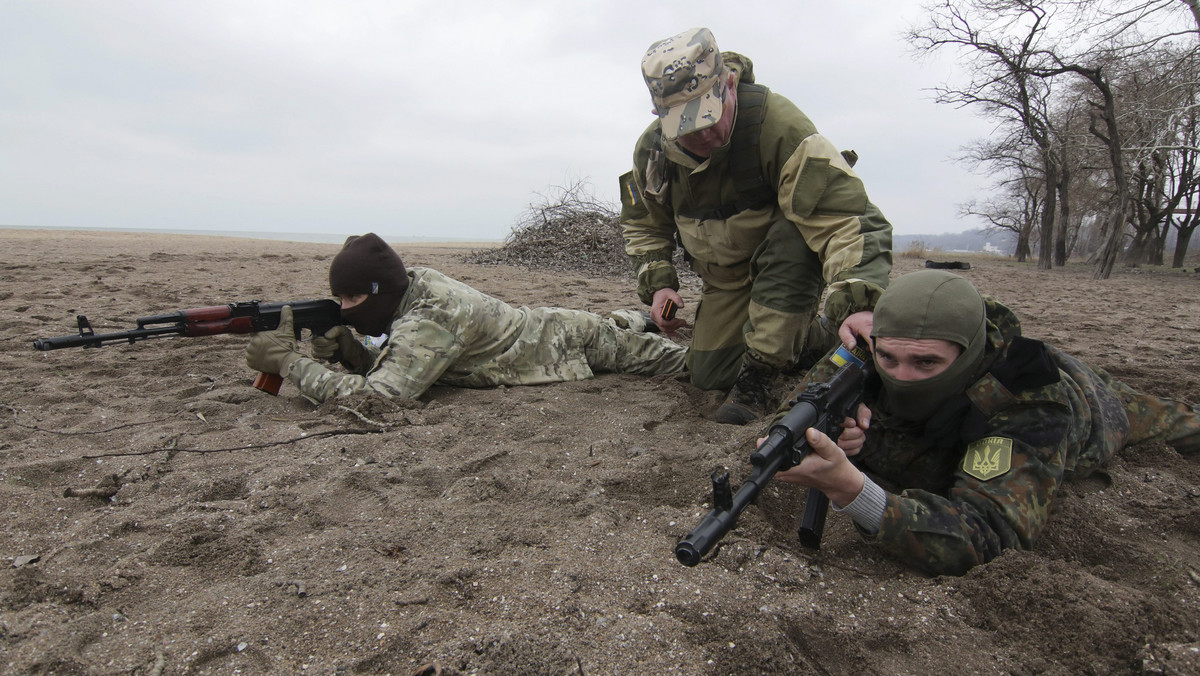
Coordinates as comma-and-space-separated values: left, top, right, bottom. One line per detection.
722, 51, 754, 85
872, 270, 989, 422
865, 282, 1024, 427
976, 295, 1024, 378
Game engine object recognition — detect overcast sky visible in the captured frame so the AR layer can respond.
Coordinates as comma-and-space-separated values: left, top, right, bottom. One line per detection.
0, 1, 999, 242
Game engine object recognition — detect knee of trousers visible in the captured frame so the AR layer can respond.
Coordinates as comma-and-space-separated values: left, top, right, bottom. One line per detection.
749, 220, 826, 314
744, 301, 816, 367
597, 328, 689, 375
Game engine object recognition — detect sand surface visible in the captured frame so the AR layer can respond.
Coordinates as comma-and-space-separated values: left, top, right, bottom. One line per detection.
2, 229, 1199, 675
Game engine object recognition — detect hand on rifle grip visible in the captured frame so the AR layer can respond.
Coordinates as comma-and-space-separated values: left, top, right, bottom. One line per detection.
312, 325, 364, 369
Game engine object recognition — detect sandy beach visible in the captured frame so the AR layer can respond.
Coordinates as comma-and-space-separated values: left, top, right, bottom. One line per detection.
2, 228, 1199, 675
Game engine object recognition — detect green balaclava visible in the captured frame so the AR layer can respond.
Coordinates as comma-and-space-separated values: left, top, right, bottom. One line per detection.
329, 233, 410, 337
870, 270, 988, 422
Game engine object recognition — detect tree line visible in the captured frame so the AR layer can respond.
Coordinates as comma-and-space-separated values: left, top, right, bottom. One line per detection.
909, 0, 1200, 277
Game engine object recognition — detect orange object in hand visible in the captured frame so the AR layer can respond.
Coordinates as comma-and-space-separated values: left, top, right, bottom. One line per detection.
662, 298, 678, 321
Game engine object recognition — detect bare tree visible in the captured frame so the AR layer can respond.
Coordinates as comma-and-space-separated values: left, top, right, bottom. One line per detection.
1018, 2, 1199, 273
958, 130, 1051, 260
910, 1, 1071, 269
1173, 197, 1199, 267
1168, 74, 1200, 266
1161, 46, 1200, 265
1050, 99, 1092, 264
960, 182, 1043, 261
1106, 47, 1200, 265
1061, 0, 1200, 49
910, 0, 1199, 278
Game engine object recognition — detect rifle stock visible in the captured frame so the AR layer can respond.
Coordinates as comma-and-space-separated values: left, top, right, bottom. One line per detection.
33, 299, 345, 395
675, 344, 870, 566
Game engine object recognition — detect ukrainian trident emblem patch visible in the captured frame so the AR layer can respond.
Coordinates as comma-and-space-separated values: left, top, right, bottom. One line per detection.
963, 437, 1013, 481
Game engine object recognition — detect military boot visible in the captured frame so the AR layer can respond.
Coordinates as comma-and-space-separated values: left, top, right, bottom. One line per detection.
712, 355, 779, 425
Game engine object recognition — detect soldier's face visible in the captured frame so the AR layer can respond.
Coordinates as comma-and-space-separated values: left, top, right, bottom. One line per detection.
338, 294, 368, 310
675, 76, 737, 158
873, 336, 963, 381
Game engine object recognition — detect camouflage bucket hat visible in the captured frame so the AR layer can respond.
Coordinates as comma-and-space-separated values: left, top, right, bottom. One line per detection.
641, 27, 729, 140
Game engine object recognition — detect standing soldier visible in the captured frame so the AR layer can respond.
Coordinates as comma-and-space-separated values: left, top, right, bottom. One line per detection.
619, 27, 894, 425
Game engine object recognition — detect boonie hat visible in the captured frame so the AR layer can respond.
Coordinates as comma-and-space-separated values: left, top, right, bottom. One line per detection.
641, 27, 729, 140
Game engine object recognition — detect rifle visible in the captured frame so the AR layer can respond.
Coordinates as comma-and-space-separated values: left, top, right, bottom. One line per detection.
675, 344, 871, 567
32, 299, 345, 395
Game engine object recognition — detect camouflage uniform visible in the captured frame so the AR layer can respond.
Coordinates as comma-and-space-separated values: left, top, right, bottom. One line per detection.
791, 297, 1200, 576
620, 46, 893, 390
282, 268, 687, 402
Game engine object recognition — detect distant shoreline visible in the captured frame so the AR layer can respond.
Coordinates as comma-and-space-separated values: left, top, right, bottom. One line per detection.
0, 224, 502, 247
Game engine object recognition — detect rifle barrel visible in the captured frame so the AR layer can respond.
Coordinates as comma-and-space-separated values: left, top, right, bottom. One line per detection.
674, 428, 797, 566
33, 299, 344, 351
674, 346, 871, 567
32, 325, 185, 351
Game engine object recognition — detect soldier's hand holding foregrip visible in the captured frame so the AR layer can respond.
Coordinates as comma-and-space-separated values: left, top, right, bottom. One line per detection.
245, 306, 301, 376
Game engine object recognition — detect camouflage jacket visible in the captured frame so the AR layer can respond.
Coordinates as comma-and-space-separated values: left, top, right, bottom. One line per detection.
283, 268, 635, 402
794, 297, 1128, 575
618, 52, 893, 326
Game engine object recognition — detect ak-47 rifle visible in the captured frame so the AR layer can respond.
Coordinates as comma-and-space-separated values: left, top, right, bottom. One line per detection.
33, 299, 344, 395
675, 344, 871, 567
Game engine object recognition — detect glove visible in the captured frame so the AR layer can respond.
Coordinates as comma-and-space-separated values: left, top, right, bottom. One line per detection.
245, 305, 302, 375
311, 325, 368, 371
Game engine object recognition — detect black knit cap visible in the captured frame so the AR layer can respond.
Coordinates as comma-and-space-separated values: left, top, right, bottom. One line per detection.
329, 233, 409, 297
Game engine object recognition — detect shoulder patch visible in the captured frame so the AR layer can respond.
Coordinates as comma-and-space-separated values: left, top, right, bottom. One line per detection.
963, 437, 1013, 481
624, 174, 641, 208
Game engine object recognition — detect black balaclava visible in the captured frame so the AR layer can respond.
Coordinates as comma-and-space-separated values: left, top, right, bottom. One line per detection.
329, 233, 410, 337
870, 270, 987, 422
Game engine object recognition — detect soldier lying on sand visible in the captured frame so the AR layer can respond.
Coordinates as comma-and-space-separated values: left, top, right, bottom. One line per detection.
775, 269, 1200, 575
245, 233, 687, 402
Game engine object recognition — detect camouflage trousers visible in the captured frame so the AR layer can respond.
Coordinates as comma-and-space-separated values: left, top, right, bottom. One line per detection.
1107, 374, 1200, 456
467, 306, 688, 383
686, 219, 838, 390
596, 310, 688, 375
1064, 349, 1200, 467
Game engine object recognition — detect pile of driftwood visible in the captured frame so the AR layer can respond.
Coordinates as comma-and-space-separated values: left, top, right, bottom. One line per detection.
466, 182, 633, 278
